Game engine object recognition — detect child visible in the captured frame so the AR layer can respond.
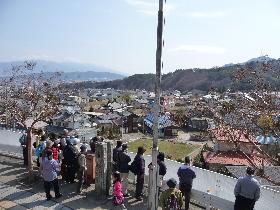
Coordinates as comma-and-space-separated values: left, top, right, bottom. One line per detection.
51, 140, 60, 161
112, 171, 124, 206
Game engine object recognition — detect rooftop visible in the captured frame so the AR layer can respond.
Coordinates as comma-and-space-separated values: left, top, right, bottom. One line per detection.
203, 151, 273, 167
211, 127, 257, 143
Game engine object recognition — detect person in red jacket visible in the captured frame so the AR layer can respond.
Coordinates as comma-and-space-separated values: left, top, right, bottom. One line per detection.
112, 171, 124, 206
51, 140, 59, 161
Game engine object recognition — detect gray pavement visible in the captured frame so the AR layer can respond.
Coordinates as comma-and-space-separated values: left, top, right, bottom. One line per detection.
0, 156, 149, 210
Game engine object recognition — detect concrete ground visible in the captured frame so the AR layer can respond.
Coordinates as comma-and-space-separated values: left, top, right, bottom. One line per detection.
0, 155, 203, 210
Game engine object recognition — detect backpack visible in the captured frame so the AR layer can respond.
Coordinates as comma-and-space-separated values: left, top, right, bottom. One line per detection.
165, 193, 181, 210
35, 143, 44, 157
129, 160, 139, 175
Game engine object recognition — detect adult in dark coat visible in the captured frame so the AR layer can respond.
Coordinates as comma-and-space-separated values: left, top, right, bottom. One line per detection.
117, 143, 131, 197
177, 156, 196, 210
157, 152, 167, 192
19, 132, 28, 166
63, 139, 78, 183
134, 146, 146, 200
112, 140, 123, 171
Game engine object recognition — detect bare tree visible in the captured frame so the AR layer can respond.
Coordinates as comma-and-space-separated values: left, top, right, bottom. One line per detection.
187, 61, 280, 180
205, 60, 280, 173
0, 61, 63, 178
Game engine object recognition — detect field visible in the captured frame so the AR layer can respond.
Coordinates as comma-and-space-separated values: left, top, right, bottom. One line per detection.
127, 139, 201, 161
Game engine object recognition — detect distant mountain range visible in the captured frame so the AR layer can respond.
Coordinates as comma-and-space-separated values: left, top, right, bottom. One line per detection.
223, 55, 275, 67
0, 60, 125, 82
66, 56, 280, 92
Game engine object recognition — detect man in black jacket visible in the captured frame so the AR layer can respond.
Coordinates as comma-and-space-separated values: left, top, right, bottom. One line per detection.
113, 140, 122, 172
177, 156, 196, 210
134, 146, 146, 200
63, 139, 78, 183
157, 152, 167, 189
118, 143, 131, 197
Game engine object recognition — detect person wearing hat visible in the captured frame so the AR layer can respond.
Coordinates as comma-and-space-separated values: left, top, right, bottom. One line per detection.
42, 140, 54, 159
160, 178, 183, 210
117, 143, 131, 197
133, 146, 146, 200
177, 156, 196, 210
41, 149, 62, 200
76, 144, 87, 194
234, 167, 260, 210
73, 138, 80, 154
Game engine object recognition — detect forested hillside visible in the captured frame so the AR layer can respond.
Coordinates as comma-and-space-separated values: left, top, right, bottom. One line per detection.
65, 58, 280, 92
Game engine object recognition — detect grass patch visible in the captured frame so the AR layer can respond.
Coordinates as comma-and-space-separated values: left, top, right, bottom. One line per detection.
128, 139, 200, 161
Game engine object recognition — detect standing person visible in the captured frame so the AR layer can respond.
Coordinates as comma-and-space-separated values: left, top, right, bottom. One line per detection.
118, 143, 131, 197
35, 135, 47, 170
113, 140, 123, 172
41, 149, 62, 200
160, 178, 183, 210
157, 152, 167, 189
234, 167, 260, 210
51, 140, 60, 161
76, 144, 87, 194
177, 156, 196, 210
59, 138, 67, 180
19, 132, 28, 166
112, 171, 124, 206
73, 138, 80, 154
133, 146, 145, 200
63, 129, 69, 138
42, 140, 53, 159
63, 139, 78, 183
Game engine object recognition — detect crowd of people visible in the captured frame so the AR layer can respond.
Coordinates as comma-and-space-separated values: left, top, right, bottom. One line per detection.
19, 131, 261, 210
19, 129, 91, 197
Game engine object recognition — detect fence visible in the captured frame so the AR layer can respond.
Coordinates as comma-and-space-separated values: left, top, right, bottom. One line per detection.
129, 153, 280, 210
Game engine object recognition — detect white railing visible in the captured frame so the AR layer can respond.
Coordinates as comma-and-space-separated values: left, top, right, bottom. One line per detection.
129, 153, 280, 210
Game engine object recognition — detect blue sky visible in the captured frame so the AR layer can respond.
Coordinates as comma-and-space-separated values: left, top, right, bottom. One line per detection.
0, 0, 280, 74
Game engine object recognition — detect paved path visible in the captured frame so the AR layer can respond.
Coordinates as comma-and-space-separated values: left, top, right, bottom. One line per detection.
0, 156, 149, 210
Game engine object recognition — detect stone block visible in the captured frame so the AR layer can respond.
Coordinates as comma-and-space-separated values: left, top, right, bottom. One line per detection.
0, 200, 17, 209
95, 142, 108, 197
105, 141, 113, 195
9, 205, 28, 210
0, 186, 19, 200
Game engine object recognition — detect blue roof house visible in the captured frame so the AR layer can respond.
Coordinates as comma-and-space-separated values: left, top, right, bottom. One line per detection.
144, 113, 178, 138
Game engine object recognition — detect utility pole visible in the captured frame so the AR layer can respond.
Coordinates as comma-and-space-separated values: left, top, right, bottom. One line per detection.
148, 0, 164, 209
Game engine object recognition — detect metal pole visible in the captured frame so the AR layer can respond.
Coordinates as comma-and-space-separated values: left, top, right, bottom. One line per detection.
148, 0, 164, 209
122, 105, 124, 138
